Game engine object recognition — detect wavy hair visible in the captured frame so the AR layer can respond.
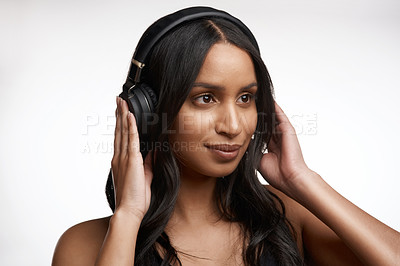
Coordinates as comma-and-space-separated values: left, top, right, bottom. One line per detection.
106, 17, 303, 265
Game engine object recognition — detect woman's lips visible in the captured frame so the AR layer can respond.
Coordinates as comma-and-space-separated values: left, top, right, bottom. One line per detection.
205, 144, 242, 160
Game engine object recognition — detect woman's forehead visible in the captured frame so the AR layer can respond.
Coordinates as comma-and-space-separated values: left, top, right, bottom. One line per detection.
195, 43, 256, 85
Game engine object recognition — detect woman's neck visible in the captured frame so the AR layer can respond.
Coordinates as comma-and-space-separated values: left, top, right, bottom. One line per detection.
171, 167, 221, 225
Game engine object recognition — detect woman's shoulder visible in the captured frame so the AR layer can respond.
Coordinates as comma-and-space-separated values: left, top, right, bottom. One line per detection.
265, 185, 310, 254
52, 216, 111, 266
265, 185, 309, 224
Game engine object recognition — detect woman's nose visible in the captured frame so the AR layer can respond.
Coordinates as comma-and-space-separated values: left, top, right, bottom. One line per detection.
214, 104, 242, 138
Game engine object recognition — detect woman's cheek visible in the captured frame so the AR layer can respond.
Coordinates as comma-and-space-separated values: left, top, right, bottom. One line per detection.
242, 108, 258, 136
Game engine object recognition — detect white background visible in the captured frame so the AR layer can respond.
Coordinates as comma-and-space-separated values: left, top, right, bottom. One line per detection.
1, 0, 399, 265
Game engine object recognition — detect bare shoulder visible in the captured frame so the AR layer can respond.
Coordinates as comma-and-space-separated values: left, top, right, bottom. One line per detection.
265, 185, 311, 255
265, 185, 363, 265
52, 216, 111, 266
265, 185, 308, 226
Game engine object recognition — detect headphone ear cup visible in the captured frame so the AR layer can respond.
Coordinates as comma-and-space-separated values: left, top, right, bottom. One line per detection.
140, 83, 158, 110
119, 83, 158, 151
108, 84, 157, 212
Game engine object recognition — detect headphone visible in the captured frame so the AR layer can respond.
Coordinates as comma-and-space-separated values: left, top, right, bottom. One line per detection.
118, 6, 259, 155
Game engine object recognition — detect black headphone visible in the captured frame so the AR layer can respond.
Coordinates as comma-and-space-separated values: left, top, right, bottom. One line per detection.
118, 6, 259, 155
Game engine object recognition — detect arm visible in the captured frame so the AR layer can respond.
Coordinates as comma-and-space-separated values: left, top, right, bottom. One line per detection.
52, 97, 153, 266
259, 102, 400, 265
95, 211, 142, 265
296, 171, 399, 265
95, 97, 153, 265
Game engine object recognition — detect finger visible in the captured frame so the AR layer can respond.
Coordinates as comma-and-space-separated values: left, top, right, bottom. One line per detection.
127, 111, 141, 158
267, 133, 279, 153
273, 101, 296, 135
274, 101, 291, 125
110, 168, 119, 206
120, 98, 130, 157
273, 102, 303, 155
113, 97, 121, 158
143, 151, 154, 183
144, 152, 154, 209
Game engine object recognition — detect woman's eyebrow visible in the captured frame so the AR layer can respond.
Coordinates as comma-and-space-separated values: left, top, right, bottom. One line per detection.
241, 82, 258, 91
192, 82, 257, 91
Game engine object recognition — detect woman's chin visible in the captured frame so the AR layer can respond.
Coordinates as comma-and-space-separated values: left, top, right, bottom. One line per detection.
200, 164, 239, 178
178, 161, 239, 179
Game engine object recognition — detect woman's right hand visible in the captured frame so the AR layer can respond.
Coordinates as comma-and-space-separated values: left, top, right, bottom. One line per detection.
111, 96, 153, 221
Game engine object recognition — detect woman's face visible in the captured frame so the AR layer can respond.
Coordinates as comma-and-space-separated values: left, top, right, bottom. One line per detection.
169, 42, 258, 178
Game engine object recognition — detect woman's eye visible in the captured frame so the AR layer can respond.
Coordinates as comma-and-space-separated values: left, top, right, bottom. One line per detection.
238, 93, 253, 104
194, 94, 215, 105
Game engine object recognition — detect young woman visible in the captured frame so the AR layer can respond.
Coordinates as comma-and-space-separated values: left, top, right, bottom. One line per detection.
52, 7, 400, 266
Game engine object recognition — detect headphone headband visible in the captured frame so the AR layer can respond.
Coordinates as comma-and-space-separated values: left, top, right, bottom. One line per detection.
126, 6, 259, 84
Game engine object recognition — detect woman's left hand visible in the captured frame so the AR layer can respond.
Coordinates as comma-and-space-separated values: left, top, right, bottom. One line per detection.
259, 101, 314, 196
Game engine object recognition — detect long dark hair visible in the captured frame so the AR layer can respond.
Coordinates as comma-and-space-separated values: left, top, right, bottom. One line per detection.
106, 17, 303, 265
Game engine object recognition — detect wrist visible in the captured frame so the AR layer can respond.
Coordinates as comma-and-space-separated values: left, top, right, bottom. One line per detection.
285, 169, 324, 204
112, 207, 145, 227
